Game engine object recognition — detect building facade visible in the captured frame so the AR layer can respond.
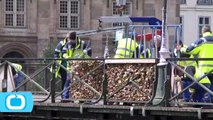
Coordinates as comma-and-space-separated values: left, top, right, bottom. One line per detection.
0, 0, 180, 59
180, 0, 213, 45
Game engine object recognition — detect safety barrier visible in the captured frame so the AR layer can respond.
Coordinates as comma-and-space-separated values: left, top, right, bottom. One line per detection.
121, 24, 182, 58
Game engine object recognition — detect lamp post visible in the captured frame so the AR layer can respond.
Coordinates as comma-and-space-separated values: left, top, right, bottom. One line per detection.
152, 0, 171, 106
159, 0, 170, 63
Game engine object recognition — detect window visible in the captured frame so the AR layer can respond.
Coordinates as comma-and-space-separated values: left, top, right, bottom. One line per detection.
197, 0, 213, 5
4, 0, 26, 27
112, 1, 132, 27
112, 1, 131, 15
179, 16, 184, 39
198, 17, 210, 37
179, 16, 184, 25
180, 16, 183, 24
179, 0, 186, 4
59, 0, 80, 29
180, 16, 184, 31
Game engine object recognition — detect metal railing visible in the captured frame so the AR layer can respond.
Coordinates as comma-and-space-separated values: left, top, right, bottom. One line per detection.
168, 58, 213, 107
0, 58, 157, 105
2, 57, 213, 108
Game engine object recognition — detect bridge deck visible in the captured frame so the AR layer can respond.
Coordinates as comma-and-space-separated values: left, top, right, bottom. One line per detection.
33, 95, 213, 119
1, 94, 213, 120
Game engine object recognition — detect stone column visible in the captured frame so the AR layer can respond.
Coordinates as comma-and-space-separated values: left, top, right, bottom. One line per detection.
0, 0, 3, 29
82, 0, 91, 30
37, 0, 50, 58
90, 0, 104, 57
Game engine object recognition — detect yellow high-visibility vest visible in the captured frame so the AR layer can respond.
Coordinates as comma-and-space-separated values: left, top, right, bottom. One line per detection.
114, 38, 138, 58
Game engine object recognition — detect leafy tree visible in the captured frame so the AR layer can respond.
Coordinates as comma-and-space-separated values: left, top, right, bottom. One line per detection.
43, 37, 58, 58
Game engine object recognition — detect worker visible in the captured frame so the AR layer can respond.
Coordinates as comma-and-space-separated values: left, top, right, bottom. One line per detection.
151, 35, 162, 58
174, 40, 197, 102
62, 32, 92, 100
54, 33, 71, 100
178, 25, 213, 103
200, 25, 213, 102
11, 63, 22, 87
136, 43, 151, 58
114, 32, 138, 58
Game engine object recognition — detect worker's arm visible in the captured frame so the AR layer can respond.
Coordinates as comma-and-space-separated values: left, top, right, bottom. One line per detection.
54, 41, 63, 58
62, 42, 69, 59
180, 39, 203, 54
82, 40, 92, 57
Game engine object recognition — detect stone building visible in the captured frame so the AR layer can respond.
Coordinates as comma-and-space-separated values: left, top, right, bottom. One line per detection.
0, 0, 180, 59
180, 0, 213, 45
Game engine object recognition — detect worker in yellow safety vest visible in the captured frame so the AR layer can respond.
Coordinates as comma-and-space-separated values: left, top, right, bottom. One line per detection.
54, 33, 70, 99
178, 25, 213, 103
174, 40, 197, 102
61, 32, 92, 100
114, 31, 140, 58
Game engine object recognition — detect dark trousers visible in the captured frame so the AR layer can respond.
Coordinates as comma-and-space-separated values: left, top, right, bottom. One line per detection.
14, 72, 22, 87
59, 67, 67, 90
182, 66, 211, 102
207, 74, 213, 102
62, 74, 71, 99
182, 80, 210, 102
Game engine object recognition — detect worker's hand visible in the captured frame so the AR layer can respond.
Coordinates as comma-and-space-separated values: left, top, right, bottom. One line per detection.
174, 76, 181, 81
54, 62, 60, 70
176, 45, 182, 51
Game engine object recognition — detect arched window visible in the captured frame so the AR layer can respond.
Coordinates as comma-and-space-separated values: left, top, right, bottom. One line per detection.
197, 0, 213, 5
3, 51, 25, 63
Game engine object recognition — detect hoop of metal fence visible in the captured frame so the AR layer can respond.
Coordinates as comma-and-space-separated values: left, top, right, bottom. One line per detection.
127, 24, 182, 59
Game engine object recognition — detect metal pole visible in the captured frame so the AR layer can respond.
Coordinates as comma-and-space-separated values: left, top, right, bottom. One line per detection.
2, 63, 8, 92
159, 0, 170, 63
152, 0, 170, 106
51, 62, 56, 103
45, 68, 48, 89
103, 60, 108, 105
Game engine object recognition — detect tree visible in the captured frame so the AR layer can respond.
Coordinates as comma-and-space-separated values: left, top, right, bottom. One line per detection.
42, 37, 58, 58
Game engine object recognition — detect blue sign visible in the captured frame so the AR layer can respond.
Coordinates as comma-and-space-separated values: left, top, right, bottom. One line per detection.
0, 92, 33, 112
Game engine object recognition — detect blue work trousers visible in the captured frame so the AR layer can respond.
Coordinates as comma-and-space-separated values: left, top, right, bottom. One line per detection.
13, 72, 22, 87
207, 74, 213, 102
62, 74, 71, 99
182, 80, 210, 102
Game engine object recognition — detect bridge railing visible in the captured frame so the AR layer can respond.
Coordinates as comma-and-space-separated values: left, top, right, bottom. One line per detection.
168, 58, 213, 107
1, 58, 213, 107
0, 58, 158, 105
105, 59, 157, 105
0, 59, 54, 96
